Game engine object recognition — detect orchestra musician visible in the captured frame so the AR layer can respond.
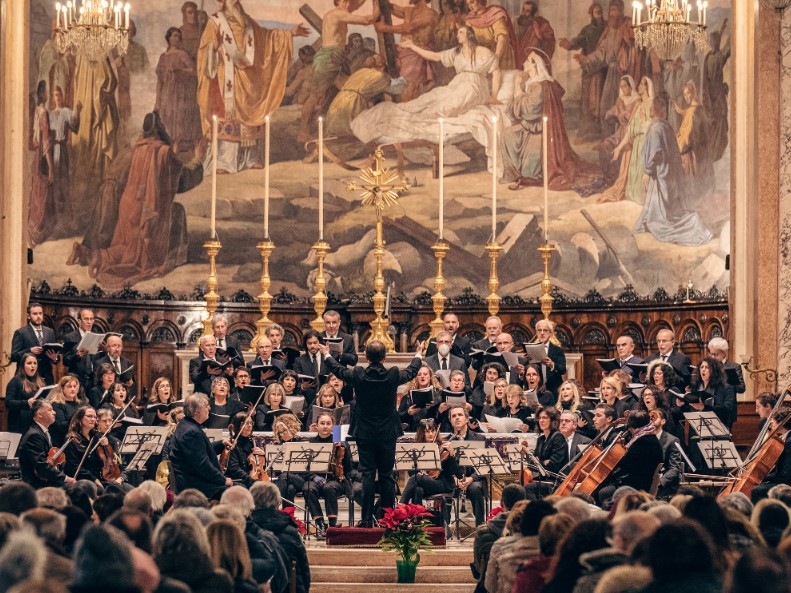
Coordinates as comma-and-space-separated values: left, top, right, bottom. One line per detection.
649, 409, 683, 498
751, 407, 791, 502
447, 405, 487, 526
524, 406, 566, 500
64, 406, 127, 489
271, 413, 306, 507
303, 412, 351, 537
558, 411, 591, 472
400, 418, 458, 512
592, 403, 623, 446
169, 393, 233, 500
19, 400, 77, 488
224, 412, 267, 489
755, 392, 778, 431
597, 410, 664, 507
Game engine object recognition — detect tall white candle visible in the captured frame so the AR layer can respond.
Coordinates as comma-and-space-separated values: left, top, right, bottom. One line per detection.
211, 115, 218, 238
438, 118, 444, 240
543, 116, 549, 241
56, 3, 62, 28
491, 116, 497, 242
318, 117, 324, 241
124, 3, 129, 28
264, 115, 270, 239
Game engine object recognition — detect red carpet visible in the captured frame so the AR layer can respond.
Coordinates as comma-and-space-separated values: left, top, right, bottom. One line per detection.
325, 526, 446, 547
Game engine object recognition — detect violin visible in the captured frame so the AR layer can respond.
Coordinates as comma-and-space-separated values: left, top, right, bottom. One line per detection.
332, 443, 346, 480
97, 439, 121, 482
429, 441, 452, 478
221, 390, 268, 473
46, 439, 71, 468
248, 452, 270, 482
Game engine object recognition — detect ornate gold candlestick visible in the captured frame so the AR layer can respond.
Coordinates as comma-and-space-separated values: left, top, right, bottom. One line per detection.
429, 240, 449, 339
485, 242, 502, 316
201, 238, 222, 337
346, 148, 411, 353
250, 238, 275, 351
310, 240, 331, 333
538, 241, 556, 319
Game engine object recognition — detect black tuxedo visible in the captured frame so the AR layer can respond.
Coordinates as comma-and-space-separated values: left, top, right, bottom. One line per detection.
425, 353, 470, 386
646, 350, 692, 386
613, 434, 664, 492
657, 430, 684, 496
292, 352, 330, 380
450, 429, 487, 524
323, 354, 421, 523
214, 334, 245, 368
189, 352, 234, 395
471, 338, 496, 370
62, 329, 94, 386
11, 324, 59, 385
169, 416, 227, 499
19, 422, 66, 488
321, 331, 358, 367
425, 334, 472, 365
541, 342, 566, 394
246, 356, 286, 387
93, 353, 136, 399
560, 432, 592, 472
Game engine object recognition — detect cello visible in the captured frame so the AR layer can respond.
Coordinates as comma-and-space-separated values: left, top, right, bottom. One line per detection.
554, 417, 625, 496
718, 388, 791, 500
568, 428, 629, 496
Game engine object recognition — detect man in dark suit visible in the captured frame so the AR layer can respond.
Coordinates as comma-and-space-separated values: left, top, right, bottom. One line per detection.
650, 409, 684, 498
752, 407, 791, 502
558, 411, 592, 472
707, 337, 746, 395
493, 333, 529, 387
425, 313, 472, 364
19, 400, 76, 489
425, 331, 470, 386
246, 336, 286, 386
471, 316, 502, 371
320, 339, 422, 526
532, 319, 566, 395
321, 310, 358, 367
168, 393, 232, 500
212, 314, 245, 368
10, 302, 60, 385
93, 334, 136, 399
62, 308, 97, 387
447, 405, 487, 525
598, 410, 664, 507
645, 329, 691, 386
292, 331, 327, 403
613, 335, 645, 380
190, 334, 235, 395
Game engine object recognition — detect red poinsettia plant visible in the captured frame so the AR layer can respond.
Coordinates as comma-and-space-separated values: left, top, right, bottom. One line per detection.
378, 504, 433, 564
280, 506, 306, 535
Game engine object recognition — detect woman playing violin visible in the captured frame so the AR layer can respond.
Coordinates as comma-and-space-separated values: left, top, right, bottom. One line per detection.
225, 412, 267, 489
270, 414, 306, 506
400, 418, 458, 505
64, 406, 125, 487
524, 406, 566, 500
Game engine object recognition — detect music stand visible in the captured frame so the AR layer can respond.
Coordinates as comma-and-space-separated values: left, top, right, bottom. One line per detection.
283, 442, 334, 540
0, 433, 21, 460
696, 440, 741, 471
120, 426, 169, 456
394, 443, 441, 473
451, 441, 488, 468
468, 448, 510, 513
126, 441, 159, 472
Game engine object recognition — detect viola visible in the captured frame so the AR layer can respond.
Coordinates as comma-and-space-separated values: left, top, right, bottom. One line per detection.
248, 452, 270, 482
428, 443, 452, 478
97, 440, 122, 482
46, 440, 71, 468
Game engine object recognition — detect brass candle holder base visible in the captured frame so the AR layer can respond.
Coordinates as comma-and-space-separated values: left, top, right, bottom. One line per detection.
367, 218, 395, 352
485, 242, 502, 317
250, 238, 276, 351
201, 238, 222, 338
310, 240, 331, 333
429, 240, 450, 339
538, 241, 556, 319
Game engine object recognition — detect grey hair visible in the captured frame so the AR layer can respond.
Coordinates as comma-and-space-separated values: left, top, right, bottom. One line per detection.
554, 496, 593, 523
250, 482, 281, 510
0, 530, 46, 588
184, 393, 209, 418
707, 337, 729, 354
20, 508, 67, 546
220, 486, 255, 517
211, 376, 230, 392
266, 323, 284, 336
211, 504, 247, 530
136, 481, 167, 513
212, 314, 228, 327
36, 487, 69, 509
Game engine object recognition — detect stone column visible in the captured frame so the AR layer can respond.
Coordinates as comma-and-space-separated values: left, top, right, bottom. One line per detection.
0, 0, 31, 390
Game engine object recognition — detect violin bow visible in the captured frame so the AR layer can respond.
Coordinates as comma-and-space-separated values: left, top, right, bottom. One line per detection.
225, 390, 268, 456
86, 395, 137, 458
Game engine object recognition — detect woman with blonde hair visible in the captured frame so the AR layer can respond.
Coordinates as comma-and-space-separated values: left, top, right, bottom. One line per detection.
482, 377, 509, 419
205, 519, 259, 593
555, 380, 581, 414
143, 377, 177, 426
599, 376, 622, 408
254, 382, 289, 431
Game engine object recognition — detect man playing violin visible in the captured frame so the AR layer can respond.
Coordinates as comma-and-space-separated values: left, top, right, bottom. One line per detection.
19, 400, 77, 489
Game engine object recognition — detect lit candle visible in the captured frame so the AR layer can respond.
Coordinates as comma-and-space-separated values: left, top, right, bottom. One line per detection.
438, 117, 444, 240
124, 2, 129, 28
264, 115, 270, 239
115, 5, 120, 28
703, 1, 707, 25
56, 3, 61, 27
542, 116, 549, 242
491, 116, 497, 242
697, 0, 702, 23
211, 115, 218, 238
318, 116, 324, 241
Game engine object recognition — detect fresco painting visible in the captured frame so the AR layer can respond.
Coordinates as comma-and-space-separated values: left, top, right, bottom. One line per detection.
27, 0, 732, 301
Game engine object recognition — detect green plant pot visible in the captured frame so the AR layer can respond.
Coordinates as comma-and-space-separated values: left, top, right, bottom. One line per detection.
396, 559, 418, 583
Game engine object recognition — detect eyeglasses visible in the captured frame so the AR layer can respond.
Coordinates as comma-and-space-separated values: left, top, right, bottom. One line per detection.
420, 419, 436, 428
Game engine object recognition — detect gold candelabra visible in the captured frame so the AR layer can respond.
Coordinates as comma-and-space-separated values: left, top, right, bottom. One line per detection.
485, 242, 502, 316
201, 238, 222, 337
429, 240, 449, 339
740, 356, 779, 388
250, 238, 275, 351
538, 241, 556, 319
310, 240, 331, 333
346, 148, 411, 352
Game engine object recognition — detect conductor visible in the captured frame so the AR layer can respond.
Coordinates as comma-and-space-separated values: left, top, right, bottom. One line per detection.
321, 339, 423, 527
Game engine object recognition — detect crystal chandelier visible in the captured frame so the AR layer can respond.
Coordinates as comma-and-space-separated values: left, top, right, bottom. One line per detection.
632, 0, 709, 62
53, 0, 132, 62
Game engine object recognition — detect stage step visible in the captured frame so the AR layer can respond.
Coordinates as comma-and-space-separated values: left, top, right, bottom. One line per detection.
308, 548, 473, 566
312, 583, 470, 593
312, 565, 473, 583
